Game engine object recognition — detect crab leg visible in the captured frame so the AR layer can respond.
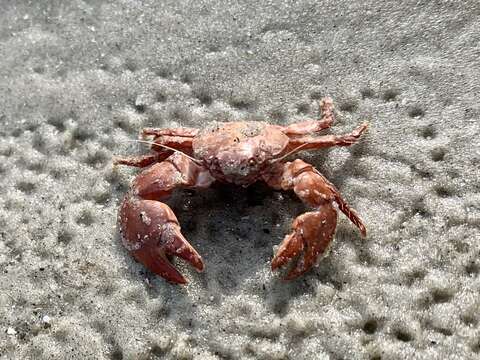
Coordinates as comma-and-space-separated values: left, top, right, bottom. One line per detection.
148, 135, 195, 155
119, 153, 214, 284
113, 152, 171, 168
142, 127, 199, 138
287, 122, 368, 151
114, 133, 196, 168
279, 97, 335, 136
264, 159, 366, 280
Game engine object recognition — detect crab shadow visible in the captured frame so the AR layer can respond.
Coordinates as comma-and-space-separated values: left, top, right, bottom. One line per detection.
169, 182, 306, 292
114, 162, 361, 316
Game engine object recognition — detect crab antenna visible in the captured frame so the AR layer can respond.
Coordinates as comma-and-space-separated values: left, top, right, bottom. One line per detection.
125, 139, 202, 165
269, 143, 310, 164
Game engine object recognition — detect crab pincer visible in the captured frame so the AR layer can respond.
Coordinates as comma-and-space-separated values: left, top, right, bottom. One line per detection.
117, 153, 214, 283
119, 197, 203, 283
266, 159, 366, 279
271, 208, 337, 279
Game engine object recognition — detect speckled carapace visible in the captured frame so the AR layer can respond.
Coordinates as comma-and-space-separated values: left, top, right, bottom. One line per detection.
115, 97, 367, 284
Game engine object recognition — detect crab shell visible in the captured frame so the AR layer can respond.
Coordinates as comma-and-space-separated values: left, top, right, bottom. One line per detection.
192, 121, 289, 186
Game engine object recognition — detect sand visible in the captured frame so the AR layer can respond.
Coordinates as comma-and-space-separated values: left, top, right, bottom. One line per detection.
1, 0, 479, 359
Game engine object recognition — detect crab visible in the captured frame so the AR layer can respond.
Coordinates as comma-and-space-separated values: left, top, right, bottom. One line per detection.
115, 97, 367, 284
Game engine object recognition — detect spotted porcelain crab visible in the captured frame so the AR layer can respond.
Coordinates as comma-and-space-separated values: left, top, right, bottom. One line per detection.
115, 97, 367, 284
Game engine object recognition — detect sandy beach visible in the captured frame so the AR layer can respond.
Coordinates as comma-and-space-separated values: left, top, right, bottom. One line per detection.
1, 1, 479, 359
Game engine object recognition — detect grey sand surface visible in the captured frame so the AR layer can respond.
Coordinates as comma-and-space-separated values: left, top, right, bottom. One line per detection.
1, 1, 479, 359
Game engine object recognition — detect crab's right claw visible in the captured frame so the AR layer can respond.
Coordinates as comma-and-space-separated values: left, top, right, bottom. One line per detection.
119, 196, 204, 284
271, 205, 337, 280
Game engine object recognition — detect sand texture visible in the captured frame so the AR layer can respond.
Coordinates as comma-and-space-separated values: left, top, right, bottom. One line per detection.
1, 1, 479, 359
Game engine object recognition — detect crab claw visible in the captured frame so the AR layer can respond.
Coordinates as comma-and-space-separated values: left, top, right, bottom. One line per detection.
119, 196, 203, 284
272, 204, 337, 280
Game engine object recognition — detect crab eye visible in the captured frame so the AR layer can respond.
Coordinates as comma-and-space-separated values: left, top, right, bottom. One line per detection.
248, 158, 256, 166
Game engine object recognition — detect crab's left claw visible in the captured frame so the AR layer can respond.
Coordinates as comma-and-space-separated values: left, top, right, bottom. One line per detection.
130, 222, 204, 284
118, 153, 215, 284
272, 205, 337, 280
120, 196, 204, 284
